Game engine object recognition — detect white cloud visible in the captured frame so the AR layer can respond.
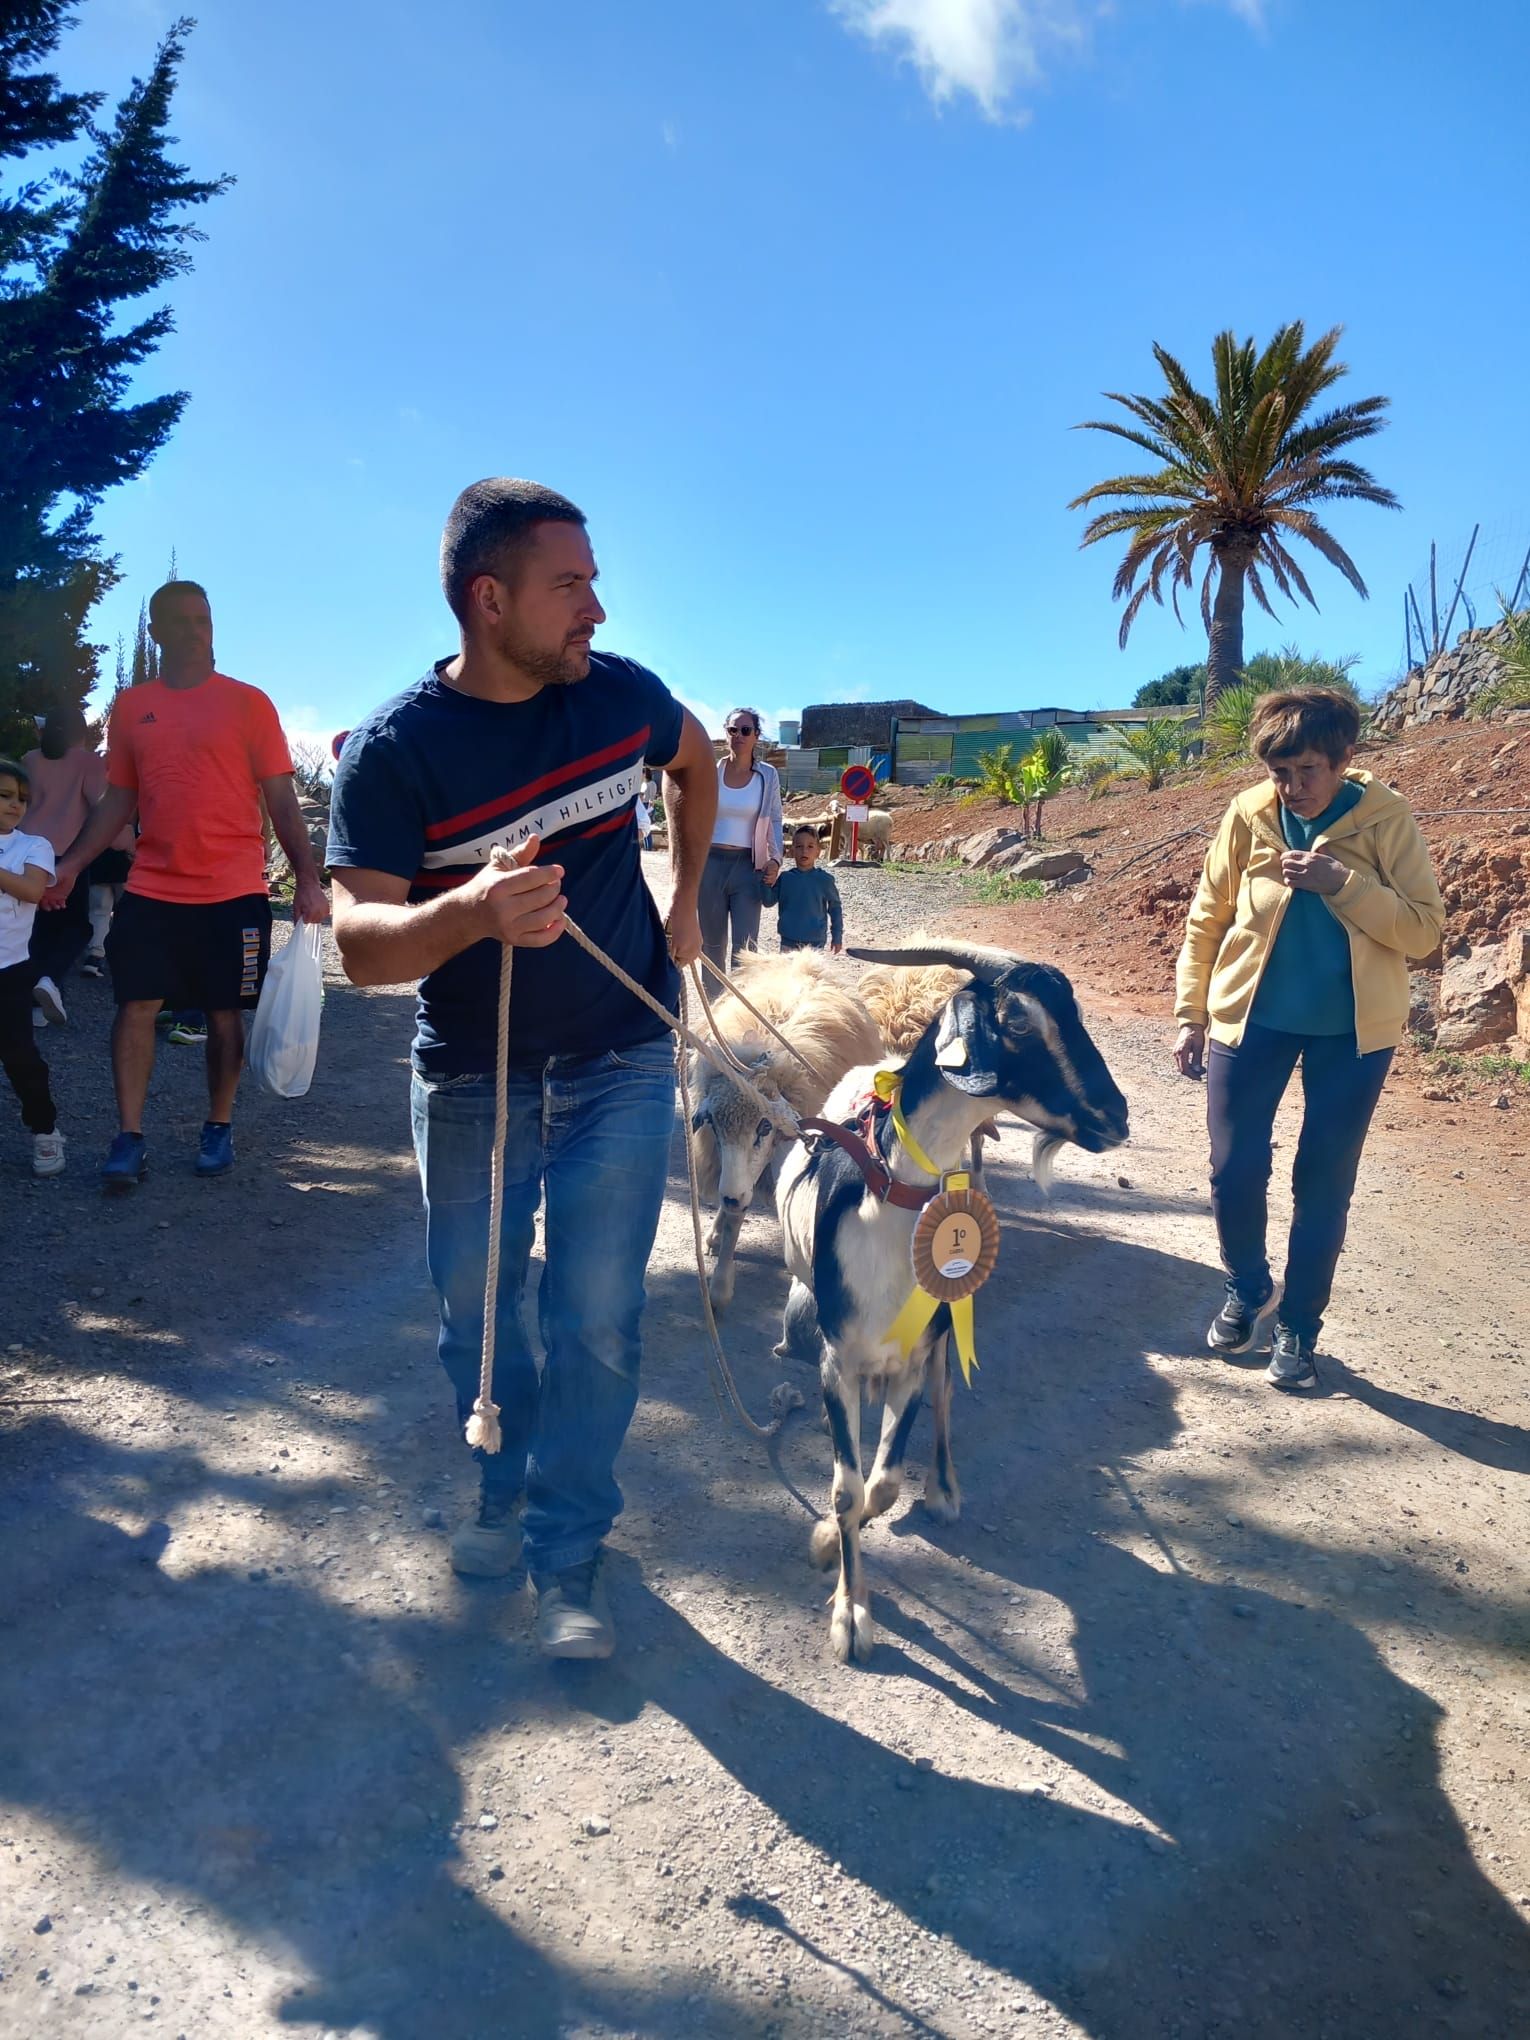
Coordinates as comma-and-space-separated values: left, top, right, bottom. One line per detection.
831, 0, 1086, 117
833, 0, 1262, 119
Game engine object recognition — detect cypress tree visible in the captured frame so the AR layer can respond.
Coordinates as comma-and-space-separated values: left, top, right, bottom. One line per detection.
0, 9, 228, 748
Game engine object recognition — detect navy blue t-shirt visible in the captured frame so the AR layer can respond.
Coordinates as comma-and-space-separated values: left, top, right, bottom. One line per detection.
327, 654, 684, 1074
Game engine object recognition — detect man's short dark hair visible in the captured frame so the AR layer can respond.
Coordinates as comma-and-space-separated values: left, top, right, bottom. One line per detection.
440, 479, 586, 623
1250, 688, 1362, 765
148, 579, 210, 627
0, 757, 30, 797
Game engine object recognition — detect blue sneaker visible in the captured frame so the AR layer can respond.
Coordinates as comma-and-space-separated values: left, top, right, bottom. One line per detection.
195, 1121, 236, 1177
101, 1131, 147, 1191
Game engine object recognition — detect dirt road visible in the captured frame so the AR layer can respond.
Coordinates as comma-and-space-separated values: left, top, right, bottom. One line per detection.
2, 866, 1527, 2039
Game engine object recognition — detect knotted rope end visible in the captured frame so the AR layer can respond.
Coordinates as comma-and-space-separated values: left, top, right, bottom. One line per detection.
465, 1399, 502, 1454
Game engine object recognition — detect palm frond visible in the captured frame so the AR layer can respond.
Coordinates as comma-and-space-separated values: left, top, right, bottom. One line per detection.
1260, 531, 1317, 608
1267, 509, 1369, 595
1069, 471, 1203, 512
1245, 559, 1280, 620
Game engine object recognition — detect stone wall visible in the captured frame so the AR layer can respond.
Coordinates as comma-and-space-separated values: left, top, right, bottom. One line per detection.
1370, 614, 1523, 732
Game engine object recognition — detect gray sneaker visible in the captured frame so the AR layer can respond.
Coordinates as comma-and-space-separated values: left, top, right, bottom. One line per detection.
1207, 1280, 1275, 1356
1266, 1323, 1318, 1392
450, 1491, 522, 1578
530, 1553, 614, 1659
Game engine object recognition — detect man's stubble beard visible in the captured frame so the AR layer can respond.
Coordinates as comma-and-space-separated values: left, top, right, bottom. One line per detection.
496, 622, 590, 688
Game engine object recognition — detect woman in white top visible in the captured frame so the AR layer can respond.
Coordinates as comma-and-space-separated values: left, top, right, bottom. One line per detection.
699, 707, 783, 971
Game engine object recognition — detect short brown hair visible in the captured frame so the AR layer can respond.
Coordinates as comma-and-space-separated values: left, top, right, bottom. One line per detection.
440, 479, 586, 622
1249, 688, 1361, 765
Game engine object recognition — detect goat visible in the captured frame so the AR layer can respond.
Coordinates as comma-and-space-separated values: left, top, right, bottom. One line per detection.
859, 960, 999, 1186
775, 941, 1129, 1664
689, 952, 881, 1308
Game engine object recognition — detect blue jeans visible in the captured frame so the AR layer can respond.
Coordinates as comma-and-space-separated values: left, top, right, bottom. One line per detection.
1207, 1022, 1392, 1346
410, 1039, 676, 1573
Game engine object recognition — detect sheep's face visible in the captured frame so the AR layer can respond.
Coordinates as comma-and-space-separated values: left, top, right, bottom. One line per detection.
933, 971, 1129, 1157
690, 1065, 782, 1211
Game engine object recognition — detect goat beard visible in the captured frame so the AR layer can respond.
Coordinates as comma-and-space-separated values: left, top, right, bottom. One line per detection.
1031, 1132, 1063, 1195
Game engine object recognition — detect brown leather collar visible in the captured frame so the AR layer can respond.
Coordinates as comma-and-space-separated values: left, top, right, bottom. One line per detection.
798, 1111, 938, 1211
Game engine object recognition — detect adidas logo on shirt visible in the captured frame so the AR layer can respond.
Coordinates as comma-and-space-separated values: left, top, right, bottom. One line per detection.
138, 711, 157, 723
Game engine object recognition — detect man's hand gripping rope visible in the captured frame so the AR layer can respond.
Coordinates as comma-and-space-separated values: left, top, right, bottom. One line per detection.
465, 841, 802, 1457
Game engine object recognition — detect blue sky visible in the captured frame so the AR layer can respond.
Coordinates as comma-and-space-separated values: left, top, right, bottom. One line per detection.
52, 0, 1530, 749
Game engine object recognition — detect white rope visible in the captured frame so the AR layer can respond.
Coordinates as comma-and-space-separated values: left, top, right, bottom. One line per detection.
465, 899, 802, 1456
464, 937, 511, 1455
694, 949, 833, 1089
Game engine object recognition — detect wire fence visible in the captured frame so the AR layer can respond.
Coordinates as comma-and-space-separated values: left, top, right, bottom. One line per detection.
1396, 516, 1530, 680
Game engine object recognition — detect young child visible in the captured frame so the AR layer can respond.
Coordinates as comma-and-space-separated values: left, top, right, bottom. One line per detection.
0, 758, 66, 1175
764, 824, 844, 952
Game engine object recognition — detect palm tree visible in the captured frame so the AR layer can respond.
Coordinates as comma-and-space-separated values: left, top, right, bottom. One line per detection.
1020, 727, 1070, 836
1069, 324, 1398, 706
1108, 717, 1186, 791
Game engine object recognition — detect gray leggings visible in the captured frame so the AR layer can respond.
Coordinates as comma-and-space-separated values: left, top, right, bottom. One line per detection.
699, 847, 763, 971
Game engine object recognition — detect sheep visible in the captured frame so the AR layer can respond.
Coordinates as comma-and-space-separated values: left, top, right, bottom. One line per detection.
688, 951, 882, 1308
775, 941, 1129, 1664
827, 799, 892, 863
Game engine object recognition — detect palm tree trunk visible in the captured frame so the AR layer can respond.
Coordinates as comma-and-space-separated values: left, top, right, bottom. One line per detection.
1205, 542, 1252, 709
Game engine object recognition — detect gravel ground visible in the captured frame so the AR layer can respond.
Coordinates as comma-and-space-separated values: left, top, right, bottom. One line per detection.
1, 861, 1527, 2039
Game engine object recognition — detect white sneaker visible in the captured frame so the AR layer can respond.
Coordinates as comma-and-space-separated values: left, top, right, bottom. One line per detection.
33, 1007, 47, 1028
33, 976, 66, 1025
32, 1132, 66, 1177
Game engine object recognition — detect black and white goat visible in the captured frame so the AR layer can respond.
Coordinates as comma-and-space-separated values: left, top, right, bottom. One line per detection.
774, 942, 1129, 1664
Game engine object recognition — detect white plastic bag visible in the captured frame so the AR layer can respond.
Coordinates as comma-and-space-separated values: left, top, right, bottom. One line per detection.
248, 919, 325, 1098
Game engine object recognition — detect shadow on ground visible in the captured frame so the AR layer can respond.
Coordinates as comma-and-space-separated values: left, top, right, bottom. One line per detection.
3, 1094, 1528, 2037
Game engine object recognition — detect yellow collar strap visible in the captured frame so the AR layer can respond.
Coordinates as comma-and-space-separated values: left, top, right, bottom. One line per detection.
871, 1069, 942, 1180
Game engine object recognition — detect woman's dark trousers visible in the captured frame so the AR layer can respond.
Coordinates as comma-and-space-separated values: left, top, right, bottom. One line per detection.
1207, 1021, 1392, 1347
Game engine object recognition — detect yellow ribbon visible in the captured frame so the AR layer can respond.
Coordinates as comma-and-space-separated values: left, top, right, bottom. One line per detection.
881, 1167, 981, 1387
871, 1069, 941, 1180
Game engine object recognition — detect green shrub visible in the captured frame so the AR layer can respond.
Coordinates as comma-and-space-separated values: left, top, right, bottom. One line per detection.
1474, 603, 1530, 714
1203, 647, 1363, 758
1071, 750, 1121, 799
1108, 717, 1188, 790
965, 872, 1045, 904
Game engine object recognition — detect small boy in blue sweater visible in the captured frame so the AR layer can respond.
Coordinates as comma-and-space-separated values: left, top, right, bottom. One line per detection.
765, 825, 843, 952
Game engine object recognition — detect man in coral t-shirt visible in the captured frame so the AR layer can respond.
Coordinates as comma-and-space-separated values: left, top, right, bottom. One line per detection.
50, 580, 330, 1188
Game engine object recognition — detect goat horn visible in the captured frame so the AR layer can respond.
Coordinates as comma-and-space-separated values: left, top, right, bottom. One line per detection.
845, 943, 1025, 986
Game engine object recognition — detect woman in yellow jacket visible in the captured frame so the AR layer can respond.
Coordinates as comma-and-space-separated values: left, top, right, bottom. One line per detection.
1174, 689, 1444, 1391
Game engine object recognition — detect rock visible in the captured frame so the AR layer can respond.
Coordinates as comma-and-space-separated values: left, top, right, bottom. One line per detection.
1437, 940, 1520, 1050
990, 845, 1088, 883
582, 1814, 611, 1837
34, 1916, 52, 1934
959, 826, 1026, 868
421, 1506, 444, 1529
1370, 612, 1526, 731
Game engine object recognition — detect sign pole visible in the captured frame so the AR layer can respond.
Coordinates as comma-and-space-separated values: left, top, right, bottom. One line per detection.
838, 763, 877, 868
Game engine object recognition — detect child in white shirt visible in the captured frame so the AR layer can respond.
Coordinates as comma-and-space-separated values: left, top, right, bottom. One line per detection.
0, 758, 65, 1175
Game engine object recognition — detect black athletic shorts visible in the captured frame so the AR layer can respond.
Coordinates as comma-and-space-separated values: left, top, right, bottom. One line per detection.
106, 891, 272, 1012
86, 847, 133, 886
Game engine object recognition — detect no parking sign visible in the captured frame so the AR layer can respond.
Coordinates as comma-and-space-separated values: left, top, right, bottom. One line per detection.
840, 764, 877, 860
